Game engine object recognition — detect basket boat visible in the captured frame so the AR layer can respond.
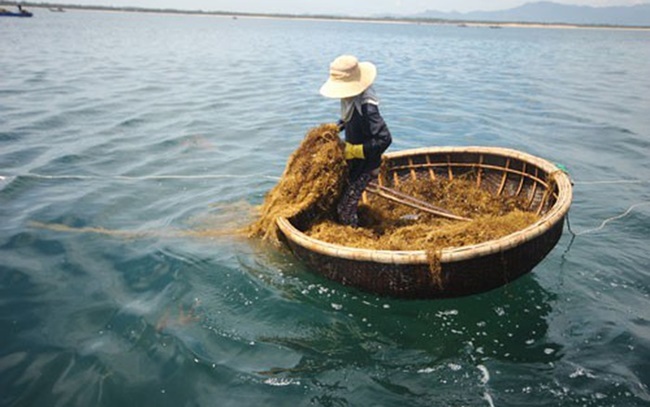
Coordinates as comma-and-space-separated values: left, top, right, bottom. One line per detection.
276, 146, 572, 299
0, 10, 33, 17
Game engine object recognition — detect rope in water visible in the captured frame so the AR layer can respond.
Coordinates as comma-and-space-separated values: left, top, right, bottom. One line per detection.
563, 176, 649, 237
2, 173, 646, 237
566, 201, 650, 237
561, 199, 649, 257
573, 180, 649, 185
2, 174, 644, 184
0, 173, 281, 181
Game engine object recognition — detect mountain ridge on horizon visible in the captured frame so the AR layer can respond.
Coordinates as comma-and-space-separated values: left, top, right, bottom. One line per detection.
412, 1, 650, 26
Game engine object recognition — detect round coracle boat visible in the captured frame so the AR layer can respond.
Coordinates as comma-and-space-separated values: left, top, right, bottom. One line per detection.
0, 10, 33, 17
276, 146, 573, 299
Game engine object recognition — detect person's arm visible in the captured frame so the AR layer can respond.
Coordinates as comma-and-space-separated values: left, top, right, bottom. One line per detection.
361, 103, 392, 159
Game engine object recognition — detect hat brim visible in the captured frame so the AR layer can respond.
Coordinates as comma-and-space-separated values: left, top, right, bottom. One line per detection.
319, 62, 377, 99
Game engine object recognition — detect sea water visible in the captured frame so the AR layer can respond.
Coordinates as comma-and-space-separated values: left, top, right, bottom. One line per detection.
1, 10, 649, 406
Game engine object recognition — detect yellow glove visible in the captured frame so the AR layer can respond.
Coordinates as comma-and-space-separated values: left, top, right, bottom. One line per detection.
344, 142, 365, 160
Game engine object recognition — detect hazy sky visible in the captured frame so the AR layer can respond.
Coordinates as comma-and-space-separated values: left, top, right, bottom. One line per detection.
53, 0, 647, 15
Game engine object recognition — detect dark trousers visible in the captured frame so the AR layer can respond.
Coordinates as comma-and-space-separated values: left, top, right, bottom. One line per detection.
336, 169, 378, 227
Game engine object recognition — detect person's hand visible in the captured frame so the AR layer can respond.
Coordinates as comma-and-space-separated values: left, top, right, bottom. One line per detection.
336, 119, 345, 132
344, 143, 364, 160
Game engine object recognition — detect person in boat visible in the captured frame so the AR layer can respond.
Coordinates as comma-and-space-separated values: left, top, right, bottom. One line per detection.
320, 55, 392, 227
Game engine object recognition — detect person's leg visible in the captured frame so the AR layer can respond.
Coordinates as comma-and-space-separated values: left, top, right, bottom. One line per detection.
337, 170, 376, 227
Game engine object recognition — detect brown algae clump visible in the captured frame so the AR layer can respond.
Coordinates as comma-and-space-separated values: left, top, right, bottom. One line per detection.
304, 177, 540, 251
247, 123, 347, 244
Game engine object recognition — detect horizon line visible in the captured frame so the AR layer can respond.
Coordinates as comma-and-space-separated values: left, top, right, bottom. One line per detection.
6, 1, 650, 29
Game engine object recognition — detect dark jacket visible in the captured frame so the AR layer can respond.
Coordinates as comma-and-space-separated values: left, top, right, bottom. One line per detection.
344, 102, 392, 181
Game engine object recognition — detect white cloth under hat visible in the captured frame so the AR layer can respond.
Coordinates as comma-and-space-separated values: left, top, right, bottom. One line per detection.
340, 86, 379, 122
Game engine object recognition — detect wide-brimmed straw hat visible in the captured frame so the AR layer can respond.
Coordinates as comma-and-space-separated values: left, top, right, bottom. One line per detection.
319, 55, 377, 99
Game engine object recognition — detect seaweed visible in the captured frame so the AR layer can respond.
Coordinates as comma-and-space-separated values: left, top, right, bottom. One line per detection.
246, 123, 347, 244
305, 177, 539, 251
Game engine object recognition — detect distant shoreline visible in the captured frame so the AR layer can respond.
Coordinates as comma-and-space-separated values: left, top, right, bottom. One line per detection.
5, 1, 650, 31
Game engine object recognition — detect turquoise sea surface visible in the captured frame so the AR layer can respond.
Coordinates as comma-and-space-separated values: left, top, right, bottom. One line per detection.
1, 9, 649, 406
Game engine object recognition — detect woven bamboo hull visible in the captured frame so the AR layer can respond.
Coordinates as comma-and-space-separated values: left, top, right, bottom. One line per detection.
277, 146, 572, 299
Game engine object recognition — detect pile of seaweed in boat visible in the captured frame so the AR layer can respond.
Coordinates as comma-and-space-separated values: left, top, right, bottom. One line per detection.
305, 176, 540, 251
247, 123, 347, 244
247, 123, 540, 254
